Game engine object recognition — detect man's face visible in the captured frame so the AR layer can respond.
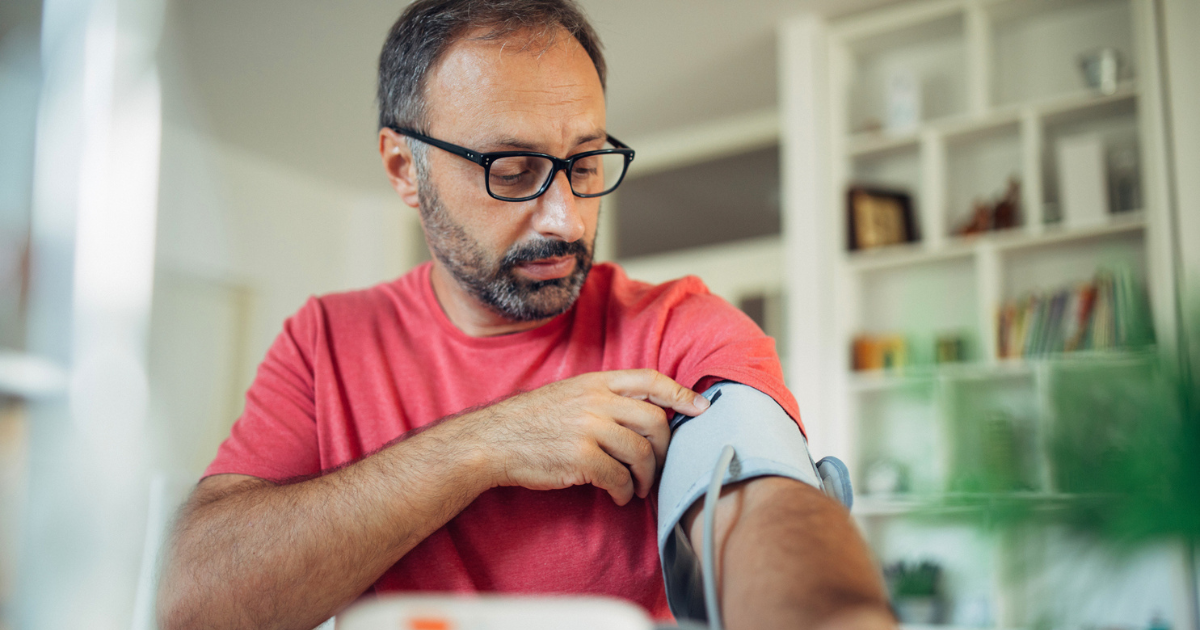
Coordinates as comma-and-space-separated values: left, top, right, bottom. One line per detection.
416, 28, 606, 322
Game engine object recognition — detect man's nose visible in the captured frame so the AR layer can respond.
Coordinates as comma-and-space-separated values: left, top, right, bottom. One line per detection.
529, 169, 586, 243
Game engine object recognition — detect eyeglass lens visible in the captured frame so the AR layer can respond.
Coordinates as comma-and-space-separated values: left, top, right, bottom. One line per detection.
487, 151, 627, 200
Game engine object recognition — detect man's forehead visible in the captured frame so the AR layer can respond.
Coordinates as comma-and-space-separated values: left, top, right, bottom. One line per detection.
489, 129, 607, 151
423, 25, 606, 150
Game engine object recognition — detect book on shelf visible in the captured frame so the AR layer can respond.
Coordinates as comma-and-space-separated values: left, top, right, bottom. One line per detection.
996, 266, 1152, 359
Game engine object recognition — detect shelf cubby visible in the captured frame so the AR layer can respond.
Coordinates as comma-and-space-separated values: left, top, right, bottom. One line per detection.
988, 0, 1135, 107
1000, 224, 1144, 301
867, 519, 1003, 626
1040, 93, 1141, 221
859, 258, 981, 366
942, 374, 1042, 494
945, 122, 1022, 236
845, 12, 969, 135
856, 384, 945, 497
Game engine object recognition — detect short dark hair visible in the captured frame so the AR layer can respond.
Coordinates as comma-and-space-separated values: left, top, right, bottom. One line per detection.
377, 0, 606, 132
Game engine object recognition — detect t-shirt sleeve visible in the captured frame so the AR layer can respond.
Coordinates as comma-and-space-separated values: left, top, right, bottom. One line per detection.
658, 283, 803, 434
204, 297, 324, 482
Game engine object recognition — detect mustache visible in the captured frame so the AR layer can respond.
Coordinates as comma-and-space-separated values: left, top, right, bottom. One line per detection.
499, 238, 590, 270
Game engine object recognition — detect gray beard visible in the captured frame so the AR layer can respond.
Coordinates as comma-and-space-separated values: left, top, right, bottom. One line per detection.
417, 184, 594, 322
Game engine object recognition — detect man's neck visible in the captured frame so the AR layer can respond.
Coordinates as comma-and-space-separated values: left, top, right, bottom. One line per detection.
429, 262, 552, 337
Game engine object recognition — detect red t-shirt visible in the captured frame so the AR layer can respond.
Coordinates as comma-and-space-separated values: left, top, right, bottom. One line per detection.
205, 261, 800, 619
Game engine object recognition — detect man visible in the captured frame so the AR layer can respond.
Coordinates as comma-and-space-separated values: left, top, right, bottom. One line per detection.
157, 1, 893, 629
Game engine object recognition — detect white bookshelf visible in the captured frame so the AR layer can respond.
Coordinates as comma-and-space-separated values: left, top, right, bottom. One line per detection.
781, 0, 1185, 627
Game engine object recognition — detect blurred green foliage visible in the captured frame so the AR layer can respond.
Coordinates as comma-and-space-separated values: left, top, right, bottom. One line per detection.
1047, 356, 1198, 544
937, 349, 1199, 549
884, 560, 943, 598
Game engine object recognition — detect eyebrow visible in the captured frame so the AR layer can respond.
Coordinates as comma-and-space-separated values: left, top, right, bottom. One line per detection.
490, 131, 607, 153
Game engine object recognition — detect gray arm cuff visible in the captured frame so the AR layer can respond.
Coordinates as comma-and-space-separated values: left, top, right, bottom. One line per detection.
656, 381, 822, 621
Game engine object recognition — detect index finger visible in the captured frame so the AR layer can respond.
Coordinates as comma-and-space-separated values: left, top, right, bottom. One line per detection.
604, 369, 710, 417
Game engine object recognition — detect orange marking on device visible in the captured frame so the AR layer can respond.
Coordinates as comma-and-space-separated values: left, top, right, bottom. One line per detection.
408, 617, 451, 630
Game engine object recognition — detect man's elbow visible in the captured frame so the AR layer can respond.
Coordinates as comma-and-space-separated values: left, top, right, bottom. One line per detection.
155, 539, 212, 630
155, 573, 195, 630
729, 477, 893, 626
747, 476, 890, 592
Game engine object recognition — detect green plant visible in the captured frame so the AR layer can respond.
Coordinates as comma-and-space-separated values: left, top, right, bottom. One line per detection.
883, 560, 942, 598
937, 353, 1199, 546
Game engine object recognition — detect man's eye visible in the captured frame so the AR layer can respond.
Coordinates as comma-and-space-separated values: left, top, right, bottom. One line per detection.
490, 165, 530, 182
492, 170, 528, 182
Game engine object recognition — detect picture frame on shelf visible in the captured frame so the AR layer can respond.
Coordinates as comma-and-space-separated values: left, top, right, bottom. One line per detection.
846, 186, 919, 251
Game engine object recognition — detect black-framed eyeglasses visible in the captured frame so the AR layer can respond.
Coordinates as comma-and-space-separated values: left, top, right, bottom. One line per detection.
390, 126, 635, 202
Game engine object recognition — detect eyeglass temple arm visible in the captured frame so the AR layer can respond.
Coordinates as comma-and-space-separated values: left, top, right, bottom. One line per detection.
606, 135, 630, 150
389, 126, 486, 165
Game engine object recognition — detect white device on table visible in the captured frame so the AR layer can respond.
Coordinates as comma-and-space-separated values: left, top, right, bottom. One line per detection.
337, 595, 655, 630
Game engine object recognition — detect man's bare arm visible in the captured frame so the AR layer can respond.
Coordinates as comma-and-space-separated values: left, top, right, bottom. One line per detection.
684, 476, 894, 630
157, 369, 709, 630
157, 417, 492, 630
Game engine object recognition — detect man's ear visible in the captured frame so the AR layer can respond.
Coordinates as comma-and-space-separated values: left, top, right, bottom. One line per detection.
380, 127, 421, 208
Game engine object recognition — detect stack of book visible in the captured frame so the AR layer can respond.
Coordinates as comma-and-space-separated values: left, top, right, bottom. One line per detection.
996, 267, 1152, 359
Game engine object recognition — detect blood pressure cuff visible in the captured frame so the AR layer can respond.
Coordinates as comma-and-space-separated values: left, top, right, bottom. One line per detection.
656, 381, 823, 622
